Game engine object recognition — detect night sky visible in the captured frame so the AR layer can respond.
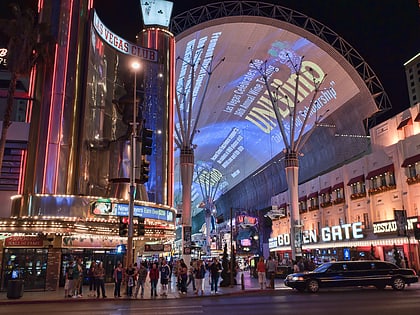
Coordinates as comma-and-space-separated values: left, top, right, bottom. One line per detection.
1, 0, 419, 118
95, 0, 420, 120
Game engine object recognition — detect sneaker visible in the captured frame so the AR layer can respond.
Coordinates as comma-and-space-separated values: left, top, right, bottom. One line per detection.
77, 294, 82, 298
72, 295, 78, 298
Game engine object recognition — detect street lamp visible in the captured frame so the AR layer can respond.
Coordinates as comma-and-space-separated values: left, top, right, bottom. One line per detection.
127, 60, 141, 268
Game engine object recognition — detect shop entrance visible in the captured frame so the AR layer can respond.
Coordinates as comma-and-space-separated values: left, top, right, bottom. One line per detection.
60, 249, 124, 286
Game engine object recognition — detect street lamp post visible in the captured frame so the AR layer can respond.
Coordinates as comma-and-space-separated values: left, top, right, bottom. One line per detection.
127, 61, 141, 268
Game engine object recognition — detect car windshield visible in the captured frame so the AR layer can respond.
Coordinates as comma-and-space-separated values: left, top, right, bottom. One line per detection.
313, 263, 332, 273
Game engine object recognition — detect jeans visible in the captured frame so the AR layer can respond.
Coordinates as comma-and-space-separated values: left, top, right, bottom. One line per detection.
114, 279, 122, 297
151, 279, 158, 296
135, 279, 145, 297
96, 278, 106, 298
211, 274, 219, 292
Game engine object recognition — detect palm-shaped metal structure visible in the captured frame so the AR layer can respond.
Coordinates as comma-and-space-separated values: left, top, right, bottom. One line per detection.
174, 47, 224, 263
195, 162, 225, 256
253, 56, 328, 260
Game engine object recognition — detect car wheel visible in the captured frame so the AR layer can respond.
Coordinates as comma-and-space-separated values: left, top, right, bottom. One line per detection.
307, 279, 319, 293
391, 277, 405, 291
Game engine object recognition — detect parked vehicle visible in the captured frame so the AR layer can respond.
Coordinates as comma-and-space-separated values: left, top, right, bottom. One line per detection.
284, 260, 418, 293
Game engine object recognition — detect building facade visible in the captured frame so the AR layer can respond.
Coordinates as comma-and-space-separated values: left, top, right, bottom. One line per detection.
269, 102, 420, 272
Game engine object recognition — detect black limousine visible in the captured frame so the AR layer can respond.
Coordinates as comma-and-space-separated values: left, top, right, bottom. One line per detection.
284, 260, 418, 293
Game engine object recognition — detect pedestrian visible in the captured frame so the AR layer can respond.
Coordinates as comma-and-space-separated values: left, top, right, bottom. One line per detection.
266, 256, 277, 289
125, 263, 136, 297
178, 259, 188, 294
87, 261, 97, 297
113, 262, 123, 298
64, 260, 74, 298
149, 262, 159, 298
72, 258, 84, 297
95, 261, 107, 298
160, 259, 171, 296
194, 259, 206, 295
187, 260, 196, 291
135, 261, 148, 298
209, 257, 222, 294
256, 257, 267, 289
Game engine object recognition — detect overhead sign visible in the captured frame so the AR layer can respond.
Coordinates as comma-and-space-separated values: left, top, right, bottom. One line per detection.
93, 10, 158, 62
140, 0, 173, 27
269, 222, 364, 248
91, 201, 174, 222
144, 243, 172, 252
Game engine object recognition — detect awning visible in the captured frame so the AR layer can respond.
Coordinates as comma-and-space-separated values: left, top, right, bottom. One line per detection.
401, 153, 420, 167
347, 175, 365, 186
307, 191, 318, 199
397, 117, 412, 130
319, 186, 332, 195
366, 164, 394, 179
298, 196, 307, 202
332, 182, 344, 190
415, 112, 420, 122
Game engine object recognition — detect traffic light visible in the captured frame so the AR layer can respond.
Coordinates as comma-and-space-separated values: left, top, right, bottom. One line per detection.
141, 128, 153, 155
414, 222, 420, 240
119, 217, 128, 237
138, 217, 145, 236
140, 158, 150, 183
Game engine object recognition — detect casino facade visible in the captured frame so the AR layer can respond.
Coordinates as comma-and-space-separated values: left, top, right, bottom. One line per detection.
0, 0, 418, 292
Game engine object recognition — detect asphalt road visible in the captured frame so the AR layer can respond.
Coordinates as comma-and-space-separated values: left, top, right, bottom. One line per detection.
1, 286, 419, 315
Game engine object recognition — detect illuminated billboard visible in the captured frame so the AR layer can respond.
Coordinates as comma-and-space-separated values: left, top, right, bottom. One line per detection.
174, 17, 376, 206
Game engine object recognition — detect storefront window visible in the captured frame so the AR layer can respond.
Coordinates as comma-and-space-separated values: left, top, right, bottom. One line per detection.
1, 248, 48, 291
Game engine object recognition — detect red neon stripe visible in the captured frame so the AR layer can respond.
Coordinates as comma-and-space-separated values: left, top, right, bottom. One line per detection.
43, 43, 59, 192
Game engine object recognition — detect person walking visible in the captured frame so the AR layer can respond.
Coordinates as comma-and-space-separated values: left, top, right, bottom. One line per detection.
209, 257, 222, 294
187, 261, 196, 292
178, 259, 188, 294
160, 259, 171, 296
113, 262, 123, 298
266, 256, 277, 289
149, 262, 159, 298
64, 260, 74, 298
194, 259, 206, 295
135, 262, 148, 298
256, 257, 267, 289
73, 258, 84, 298
125, 263, 136, 297
95, 261, 107, 298
87, 261, 97, 297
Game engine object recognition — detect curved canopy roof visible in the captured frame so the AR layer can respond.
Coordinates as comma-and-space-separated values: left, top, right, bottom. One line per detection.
170, 2, 386, 212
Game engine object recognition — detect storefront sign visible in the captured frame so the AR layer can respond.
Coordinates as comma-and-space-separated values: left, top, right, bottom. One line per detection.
373, 216, 419, 234
93, 11, 158, 62
144, 243, 172, 252
5, 236, 43, 247
269, 222, 364, 249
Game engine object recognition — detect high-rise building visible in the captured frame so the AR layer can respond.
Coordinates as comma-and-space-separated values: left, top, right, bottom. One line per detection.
404, 52, 420, 107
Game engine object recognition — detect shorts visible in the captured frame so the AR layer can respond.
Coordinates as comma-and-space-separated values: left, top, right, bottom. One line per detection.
161, 278, 169, 285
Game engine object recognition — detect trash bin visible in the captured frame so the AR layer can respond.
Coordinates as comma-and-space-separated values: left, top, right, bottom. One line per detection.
7, 280, 24, 299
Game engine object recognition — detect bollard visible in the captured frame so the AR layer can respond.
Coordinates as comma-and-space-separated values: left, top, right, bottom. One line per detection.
241, 273, 244, 290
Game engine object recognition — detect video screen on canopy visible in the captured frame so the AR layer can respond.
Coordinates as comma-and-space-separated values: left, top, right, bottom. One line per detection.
175, 18, 361, 196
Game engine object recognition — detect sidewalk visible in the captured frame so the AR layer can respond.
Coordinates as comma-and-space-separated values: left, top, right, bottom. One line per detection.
0, 271, 287, 304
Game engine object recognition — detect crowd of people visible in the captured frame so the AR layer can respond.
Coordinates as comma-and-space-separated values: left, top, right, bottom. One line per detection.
64, 256, 226, 299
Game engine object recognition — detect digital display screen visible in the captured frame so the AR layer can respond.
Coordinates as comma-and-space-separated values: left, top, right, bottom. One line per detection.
174, 17, 365, 206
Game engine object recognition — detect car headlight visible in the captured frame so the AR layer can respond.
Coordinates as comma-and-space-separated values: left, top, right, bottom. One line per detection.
292, 276, 305, 281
